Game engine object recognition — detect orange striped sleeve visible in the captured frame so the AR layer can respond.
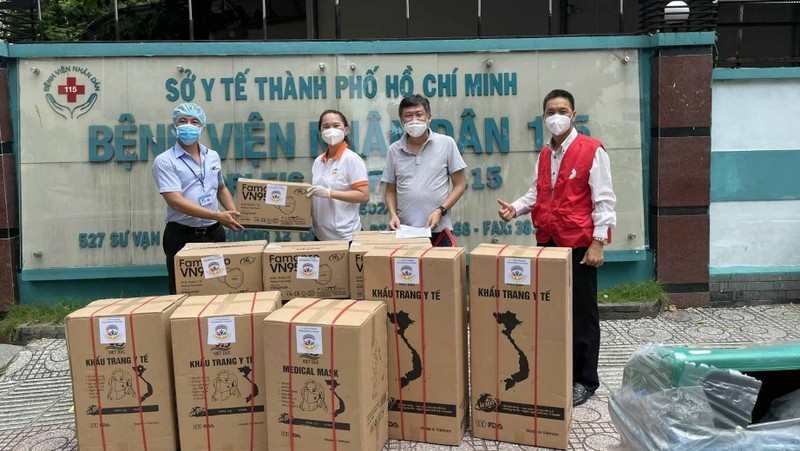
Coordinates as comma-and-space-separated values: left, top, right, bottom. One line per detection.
351, 180, 369, 188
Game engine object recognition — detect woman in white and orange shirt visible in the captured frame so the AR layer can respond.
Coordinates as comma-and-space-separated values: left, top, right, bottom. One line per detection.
306, 109, 370, 241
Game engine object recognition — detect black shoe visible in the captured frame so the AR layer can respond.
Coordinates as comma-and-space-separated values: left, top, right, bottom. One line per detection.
572, 383, 594, 406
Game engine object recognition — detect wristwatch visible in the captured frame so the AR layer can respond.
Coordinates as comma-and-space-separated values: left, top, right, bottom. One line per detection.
593, 236, 608, 245
437, 206, 448, 216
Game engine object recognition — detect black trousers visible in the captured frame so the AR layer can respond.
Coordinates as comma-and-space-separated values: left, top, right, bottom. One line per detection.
163, 222, 225, 294
540, 238, 600, 392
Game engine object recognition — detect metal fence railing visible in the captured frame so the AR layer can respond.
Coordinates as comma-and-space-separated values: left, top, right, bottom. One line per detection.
639, 0, 719, 34
0, 0, 797, 68
716, 0, 800, 67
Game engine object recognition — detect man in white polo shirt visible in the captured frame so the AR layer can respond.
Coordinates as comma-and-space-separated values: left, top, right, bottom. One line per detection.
152, 103, 243, 294
381, 94, 467, 246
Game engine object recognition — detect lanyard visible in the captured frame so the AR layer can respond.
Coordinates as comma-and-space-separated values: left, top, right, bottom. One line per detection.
180, 153, 206, 189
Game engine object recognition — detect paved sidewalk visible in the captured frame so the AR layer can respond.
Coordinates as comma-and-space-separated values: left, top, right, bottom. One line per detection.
1, 304, 798, 450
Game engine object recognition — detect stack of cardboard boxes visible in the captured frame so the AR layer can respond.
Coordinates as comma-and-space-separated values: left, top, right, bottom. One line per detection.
67, 231, 575, 450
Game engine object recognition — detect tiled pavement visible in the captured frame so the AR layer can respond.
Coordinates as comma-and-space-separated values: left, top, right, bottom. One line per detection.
1, 304, 799, 450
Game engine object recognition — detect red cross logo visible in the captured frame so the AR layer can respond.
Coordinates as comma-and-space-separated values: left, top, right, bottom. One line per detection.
57, 77, 86, 103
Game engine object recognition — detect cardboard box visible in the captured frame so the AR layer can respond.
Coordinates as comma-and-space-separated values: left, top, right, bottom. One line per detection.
469, 243, 573, 449
363, 247, 468, 445
264, 298, 388, 451
174, 240, 267, 295
262, 241, 350, 300
66, 295, 186, 451
348, 240, 432, 300
236, 178, 312, 231
170, 291, 282, 451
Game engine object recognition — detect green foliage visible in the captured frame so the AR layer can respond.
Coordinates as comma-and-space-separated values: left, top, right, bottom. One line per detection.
41, 0, 163, 41
0, 302, 84, 343
598, 280, 669, 305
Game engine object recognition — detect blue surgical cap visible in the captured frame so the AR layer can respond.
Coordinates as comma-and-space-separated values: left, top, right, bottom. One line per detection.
172, 103, 207, 126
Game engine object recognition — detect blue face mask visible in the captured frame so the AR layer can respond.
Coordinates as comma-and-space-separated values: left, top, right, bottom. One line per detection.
176, 124, 202, 145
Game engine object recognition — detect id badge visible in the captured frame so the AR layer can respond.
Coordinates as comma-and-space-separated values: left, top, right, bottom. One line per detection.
198, 194, 213, 207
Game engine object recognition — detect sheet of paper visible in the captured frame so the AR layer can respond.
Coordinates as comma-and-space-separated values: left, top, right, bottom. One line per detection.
396, 225, 432, 239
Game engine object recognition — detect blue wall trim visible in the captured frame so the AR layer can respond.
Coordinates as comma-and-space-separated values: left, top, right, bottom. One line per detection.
710, 265, 800, 276
711, 150, 800, 202
18, 277, 170, 304
713, 67, 800, 80
639, 48, 653, 249
605, 249, 648, 262
1, 33, 714, 58
21, 265, 166, 281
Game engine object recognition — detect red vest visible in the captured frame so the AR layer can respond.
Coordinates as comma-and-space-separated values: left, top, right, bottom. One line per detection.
532, 133, 612, 248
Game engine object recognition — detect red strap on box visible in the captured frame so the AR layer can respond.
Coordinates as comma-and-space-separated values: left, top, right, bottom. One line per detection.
417, 247, 434, 442
248, 292, 258, 451
87, 298, 129, 451
329, 300, 358, 450
287, 299, 323, 451
195, 295, 220, 451
493, 245, 509, 442
128, 296, 160, 451
533, 247, 545, 446
387, 247, 406, 439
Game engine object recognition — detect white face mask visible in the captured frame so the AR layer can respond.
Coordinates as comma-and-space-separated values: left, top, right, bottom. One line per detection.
545, 114, 573, 136
321, 128, 345, 146
403, 120, 428, 138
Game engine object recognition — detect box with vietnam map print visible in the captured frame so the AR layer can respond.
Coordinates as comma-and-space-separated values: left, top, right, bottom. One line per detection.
363, 246, 469, 445
469, 243, 573, 450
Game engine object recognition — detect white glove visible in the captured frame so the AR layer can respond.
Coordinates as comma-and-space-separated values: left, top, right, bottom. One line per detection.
306, 185, 332, 198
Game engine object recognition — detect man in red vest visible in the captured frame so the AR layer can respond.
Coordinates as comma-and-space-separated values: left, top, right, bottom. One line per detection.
497, 89, 617, 406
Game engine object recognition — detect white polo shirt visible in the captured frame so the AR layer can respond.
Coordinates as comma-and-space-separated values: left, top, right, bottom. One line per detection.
310, 143, 369, 241
381, 130, 467, 232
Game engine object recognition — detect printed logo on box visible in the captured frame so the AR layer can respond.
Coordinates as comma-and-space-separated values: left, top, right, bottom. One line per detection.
296, 256, 320, 280
264, 184, 288, 206
393, 258, 420, 285
214, 324, 230, 341
208, 316, 236, 345
99, 317, 126, 344
296, 326, 323, 354
202, 255, 227, 279
504, 258, 531, 285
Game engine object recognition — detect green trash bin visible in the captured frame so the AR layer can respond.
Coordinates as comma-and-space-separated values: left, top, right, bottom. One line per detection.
668, 343, 800, 421
669, 343, 800, 380
610, 343, 800, 450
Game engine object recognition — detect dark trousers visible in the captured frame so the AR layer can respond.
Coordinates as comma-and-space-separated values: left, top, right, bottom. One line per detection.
540, 238, 600, 392
163, 221, 225, 294
430, 228, 457, 247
